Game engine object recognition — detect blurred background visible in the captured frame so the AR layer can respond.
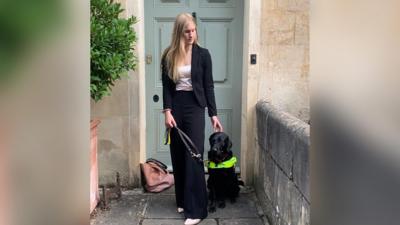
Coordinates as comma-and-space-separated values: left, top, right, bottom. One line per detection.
0, 0, 89, 225
311, 0, 400, 225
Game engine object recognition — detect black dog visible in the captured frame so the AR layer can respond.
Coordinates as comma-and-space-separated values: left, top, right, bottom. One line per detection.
207, 132, 242, 213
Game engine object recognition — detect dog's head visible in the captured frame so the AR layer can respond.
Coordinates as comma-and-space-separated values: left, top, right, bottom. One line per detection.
208, 132, 233, 163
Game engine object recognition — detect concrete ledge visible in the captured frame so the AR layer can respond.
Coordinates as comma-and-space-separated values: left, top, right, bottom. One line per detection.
255, 100, 310, 225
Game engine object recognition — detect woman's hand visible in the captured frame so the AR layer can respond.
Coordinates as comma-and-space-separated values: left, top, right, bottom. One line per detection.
164, 111, 177, 128
211, 116, 223, 132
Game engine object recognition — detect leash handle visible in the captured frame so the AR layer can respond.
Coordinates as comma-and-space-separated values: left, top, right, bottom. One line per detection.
174, 126, 203, 163
164, 128, 171, 145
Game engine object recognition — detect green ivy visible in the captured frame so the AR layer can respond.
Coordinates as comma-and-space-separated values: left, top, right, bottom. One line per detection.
90, 0, 137, 102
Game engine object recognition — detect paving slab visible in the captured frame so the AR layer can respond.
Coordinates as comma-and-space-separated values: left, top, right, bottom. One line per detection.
219, 218, 264, 225
157, 186, 176, 195
90, 192, 148, 225
145, 195, 185, 219
206, 193, 259, 219
91, 188, 266, 225
142, 219, 217, 225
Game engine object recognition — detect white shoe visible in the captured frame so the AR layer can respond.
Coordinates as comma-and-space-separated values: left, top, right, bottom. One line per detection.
177, 207, 184, 213
184, 218, 201, 225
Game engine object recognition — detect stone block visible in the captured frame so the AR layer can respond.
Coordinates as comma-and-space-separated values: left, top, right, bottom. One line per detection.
268, 113, 295, 178
262, 10, 296, 45
267, 29, 295, 45
262, 0, 278, 11
267, 45, 307, 72
299, 196, 310, 225
254, 187, 275, 223
293, 125, 310, 201
255, 144, 266, 193
91, 77, 130, 118
256, 102, 269, 152
275, 167, 303, 225
277, 0, 310, 12
263, 154, 278, 205
270, 80, 310, 123
295, 12, 309, 45
268, 101, 310, 179
98, 116, 130, 186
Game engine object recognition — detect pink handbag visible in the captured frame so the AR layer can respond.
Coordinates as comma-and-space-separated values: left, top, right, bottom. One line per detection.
140, 158, 174, 193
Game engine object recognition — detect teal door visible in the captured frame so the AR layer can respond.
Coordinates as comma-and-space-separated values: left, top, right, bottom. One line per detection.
145, 0, 243, 171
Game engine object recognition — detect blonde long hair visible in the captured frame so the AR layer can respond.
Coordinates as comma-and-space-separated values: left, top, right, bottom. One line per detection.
161, 13, 198, 82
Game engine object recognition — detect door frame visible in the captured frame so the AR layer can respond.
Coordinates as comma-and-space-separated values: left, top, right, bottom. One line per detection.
133, 0, 260, 185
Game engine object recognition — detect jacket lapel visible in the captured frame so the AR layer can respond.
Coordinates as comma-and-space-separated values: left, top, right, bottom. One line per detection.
191, 44, 199, 81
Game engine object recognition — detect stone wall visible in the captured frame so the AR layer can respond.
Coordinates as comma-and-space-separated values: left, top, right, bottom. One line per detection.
255, 100, 310, 225
259, 0, 309, 122
90, 76, 139, 187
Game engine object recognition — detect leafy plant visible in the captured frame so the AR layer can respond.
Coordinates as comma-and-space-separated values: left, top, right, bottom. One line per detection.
0, 0, 63, 86
90, 0, 137, 102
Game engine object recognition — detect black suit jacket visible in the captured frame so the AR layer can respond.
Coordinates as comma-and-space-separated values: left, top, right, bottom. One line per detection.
162, 44, 217, 117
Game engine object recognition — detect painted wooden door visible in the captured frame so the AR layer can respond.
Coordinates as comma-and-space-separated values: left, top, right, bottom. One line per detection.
145, 0, 243, 171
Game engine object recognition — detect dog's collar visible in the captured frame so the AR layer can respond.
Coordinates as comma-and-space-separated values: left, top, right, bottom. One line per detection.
207, 156, 237, 169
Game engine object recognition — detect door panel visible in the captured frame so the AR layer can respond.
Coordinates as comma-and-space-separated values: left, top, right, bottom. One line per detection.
145, 0, 243, 171
154, 18, 174, 84
200, 18, 233, 85
200, 0, 235, 8
155, 0, 189, 8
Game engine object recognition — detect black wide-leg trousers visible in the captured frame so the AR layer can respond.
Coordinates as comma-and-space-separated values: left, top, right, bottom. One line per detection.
170, 91, 208, 219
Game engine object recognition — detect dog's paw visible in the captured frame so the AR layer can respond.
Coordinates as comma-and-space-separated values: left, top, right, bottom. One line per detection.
229, 197, 236, 203
208, 206, 216, 213
217, 201, 226, 208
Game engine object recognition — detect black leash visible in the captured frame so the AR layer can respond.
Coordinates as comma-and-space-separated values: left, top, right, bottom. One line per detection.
165, 126, 203, 163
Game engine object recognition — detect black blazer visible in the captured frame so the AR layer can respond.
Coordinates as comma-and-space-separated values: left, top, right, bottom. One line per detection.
161, 44, 217, 117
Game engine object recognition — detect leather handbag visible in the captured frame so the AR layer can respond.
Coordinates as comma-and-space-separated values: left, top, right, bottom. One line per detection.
140, 158, 174, 193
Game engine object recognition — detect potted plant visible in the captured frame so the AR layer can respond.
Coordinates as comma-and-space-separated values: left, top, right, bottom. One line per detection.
90, 0, 137, 214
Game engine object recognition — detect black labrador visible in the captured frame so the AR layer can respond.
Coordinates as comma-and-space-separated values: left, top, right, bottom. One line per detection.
207, 132, 243, 213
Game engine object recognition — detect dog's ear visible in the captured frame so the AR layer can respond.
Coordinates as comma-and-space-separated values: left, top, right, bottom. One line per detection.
224, 136, 232, 150
209, 133, 217, 144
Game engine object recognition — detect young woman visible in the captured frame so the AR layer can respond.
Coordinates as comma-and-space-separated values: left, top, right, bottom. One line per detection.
161, 13, 223, 225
